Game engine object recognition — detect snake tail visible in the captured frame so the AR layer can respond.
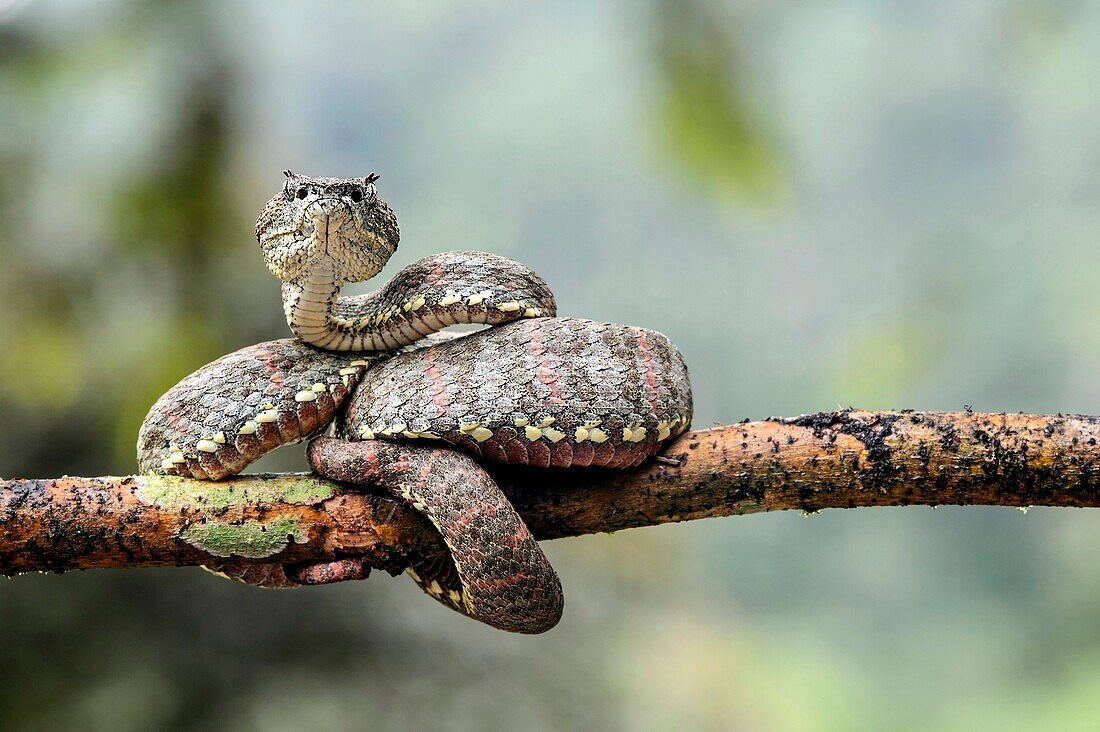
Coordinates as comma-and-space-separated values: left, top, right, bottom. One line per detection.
202, 557, 373, 588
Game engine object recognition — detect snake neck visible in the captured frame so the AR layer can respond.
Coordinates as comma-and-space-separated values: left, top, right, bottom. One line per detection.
283, 258, 357, 352
282, 257, 434, 353
281, 251, 559, 354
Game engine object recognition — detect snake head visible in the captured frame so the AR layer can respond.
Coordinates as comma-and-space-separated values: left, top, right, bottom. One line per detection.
255, 171, 400, 285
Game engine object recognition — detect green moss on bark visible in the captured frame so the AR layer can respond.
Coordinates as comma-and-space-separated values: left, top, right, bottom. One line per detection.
136, 473, 336, 510
179, 516, 309, 558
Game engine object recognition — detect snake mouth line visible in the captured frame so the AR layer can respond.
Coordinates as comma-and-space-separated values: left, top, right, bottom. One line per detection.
306, 199, 348, 257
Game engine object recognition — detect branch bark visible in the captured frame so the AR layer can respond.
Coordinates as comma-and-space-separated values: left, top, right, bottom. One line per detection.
4, 409, 1100, 576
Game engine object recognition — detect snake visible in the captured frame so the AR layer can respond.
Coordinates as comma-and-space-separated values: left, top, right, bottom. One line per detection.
137, 171, 693, 634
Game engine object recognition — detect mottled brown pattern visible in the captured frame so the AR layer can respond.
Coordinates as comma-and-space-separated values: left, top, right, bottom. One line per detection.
137, 339, 381, 480
342, 318, 692, 469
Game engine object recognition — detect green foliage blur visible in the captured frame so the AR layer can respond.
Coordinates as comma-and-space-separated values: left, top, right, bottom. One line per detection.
3, 1, 1100, 729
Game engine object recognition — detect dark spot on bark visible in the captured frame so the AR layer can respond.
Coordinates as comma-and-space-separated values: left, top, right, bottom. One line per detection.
940, 424, 960, 453
783, 409, 851, 439
916, 443, 931, 470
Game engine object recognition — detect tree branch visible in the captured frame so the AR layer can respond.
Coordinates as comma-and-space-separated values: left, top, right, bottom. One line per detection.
4, 409, 1100, 576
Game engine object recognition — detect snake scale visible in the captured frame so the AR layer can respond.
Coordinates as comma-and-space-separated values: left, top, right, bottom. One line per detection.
138, 171, 693, 633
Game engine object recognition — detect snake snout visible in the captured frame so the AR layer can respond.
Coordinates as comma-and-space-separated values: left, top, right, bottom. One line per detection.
309, 196, 349, 216
307, 198, 351, 239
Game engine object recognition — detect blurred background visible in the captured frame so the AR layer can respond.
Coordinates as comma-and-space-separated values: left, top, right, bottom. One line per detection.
2, 0, 1100, 729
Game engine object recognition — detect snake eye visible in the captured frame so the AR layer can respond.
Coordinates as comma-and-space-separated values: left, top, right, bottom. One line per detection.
349, 188, 363, 203
295, 187, 309, 200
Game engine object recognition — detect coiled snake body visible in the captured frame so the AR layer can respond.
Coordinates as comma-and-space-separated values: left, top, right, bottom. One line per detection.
138, 172, 693, 633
